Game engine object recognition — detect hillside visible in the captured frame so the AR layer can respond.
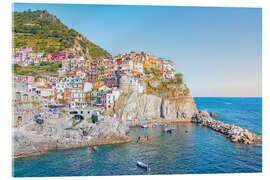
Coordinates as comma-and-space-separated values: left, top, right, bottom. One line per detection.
13, 10, 111, 59
13, 62, 61, 78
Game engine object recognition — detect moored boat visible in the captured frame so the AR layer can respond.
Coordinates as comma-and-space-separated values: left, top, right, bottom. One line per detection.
163, 125, 176, 133
137, 161, 149, 170
140, 124, 148, 128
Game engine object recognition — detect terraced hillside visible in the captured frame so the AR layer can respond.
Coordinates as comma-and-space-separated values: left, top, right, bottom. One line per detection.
13, 10, 111, 59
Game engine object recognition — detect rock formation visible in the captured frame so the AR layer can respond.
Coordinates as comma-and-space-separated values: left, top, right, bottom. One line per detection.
12, 116, 130, 159
114, 92, 162, 121
113, 83, 197, 121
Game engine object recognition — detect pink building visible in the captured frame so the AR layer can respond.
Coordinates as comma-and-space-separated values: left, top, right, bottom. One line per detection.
51, 51, 74, 61
26, 76, 35, 83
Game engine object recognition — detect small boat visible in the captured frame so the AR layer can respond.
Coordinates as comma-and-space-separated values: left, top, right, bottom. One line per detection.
163, 124, 176, 133
163, 127, 175, 133
141, 124, 148, 128
166, 129, 173, 133
137, 161, 149, 170
92, 146, 98, 152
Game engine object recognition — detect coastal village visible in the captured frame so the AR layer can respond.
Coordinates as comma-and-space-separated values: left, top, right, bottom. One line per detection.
11, 13, 261, 160
12, 46, 262, 162
10, 7, 262, 176
12, 46, 186, 158
13, 47, 176, 110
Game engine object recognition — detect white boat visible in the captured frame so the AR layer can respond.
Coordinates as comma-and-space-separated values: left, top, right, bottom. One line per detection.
163, 125, 176, 133
137, 161, 149, 170
140, 124, 148, 128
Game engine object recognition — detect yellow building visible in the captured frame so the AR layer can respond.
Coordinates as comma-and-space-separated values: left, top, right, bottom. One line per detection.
150, 58, 163, 72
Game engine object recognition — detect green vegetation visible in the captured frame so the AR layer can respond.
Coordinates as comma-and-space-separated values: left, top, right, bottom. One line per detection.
144, 70, 186, 98
144, 68, 163, 80
175, 73, 183, 84
58, 99, 68, 105
12, 62, 61, 77
13, 10, 111, 59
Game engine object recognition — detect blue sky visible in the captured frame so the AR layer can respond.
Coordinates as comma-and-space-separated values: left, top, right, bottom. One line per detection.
13, 3, 262, 97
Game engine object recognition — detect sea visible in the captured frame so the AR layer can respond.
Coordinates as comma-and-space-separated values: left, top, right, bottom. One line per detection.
13, 97, 262, 177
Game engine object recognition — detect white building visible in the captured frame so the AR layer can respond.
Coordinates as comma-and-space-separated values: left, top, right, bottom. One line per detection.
40, 88, 54, 98
83, 82, 93, 93
55, 81, 65, 100
70, 88, 85, 108
133, 61, 144, 74
120, 59, 133, 74
162, 60, 176, 80
120, 75, 145, 93
106, 89, 122, 109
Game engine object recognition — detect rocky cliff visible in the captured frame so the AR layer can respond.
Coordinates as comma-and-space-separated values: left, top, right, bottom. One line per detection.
113, 82, 198, 121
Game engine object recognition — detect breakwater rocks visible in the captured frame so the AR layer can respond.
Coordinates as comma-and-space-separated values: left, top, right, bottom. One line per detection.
192, 111, 261, 144
13, 116, 130, 159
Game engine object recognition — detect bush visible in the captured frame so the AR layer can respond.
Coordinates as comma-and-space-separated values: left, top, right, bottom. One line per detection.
175, 73, 183, 84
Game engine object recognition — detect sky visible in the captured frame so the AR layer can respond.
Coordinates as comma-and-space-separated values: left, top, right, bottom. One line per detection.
13, 3, 262, 97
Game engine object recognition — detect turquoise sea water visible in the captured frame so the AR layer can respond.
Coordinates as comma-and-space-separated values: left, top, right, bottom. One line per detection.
13, 97, 262, 177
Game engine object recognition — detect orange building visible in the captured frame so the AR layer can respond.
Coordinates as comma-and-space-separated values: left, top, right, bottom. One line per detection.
92, 81, 104, 89
143, 54, 163, 72
63, 88, 71, 104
